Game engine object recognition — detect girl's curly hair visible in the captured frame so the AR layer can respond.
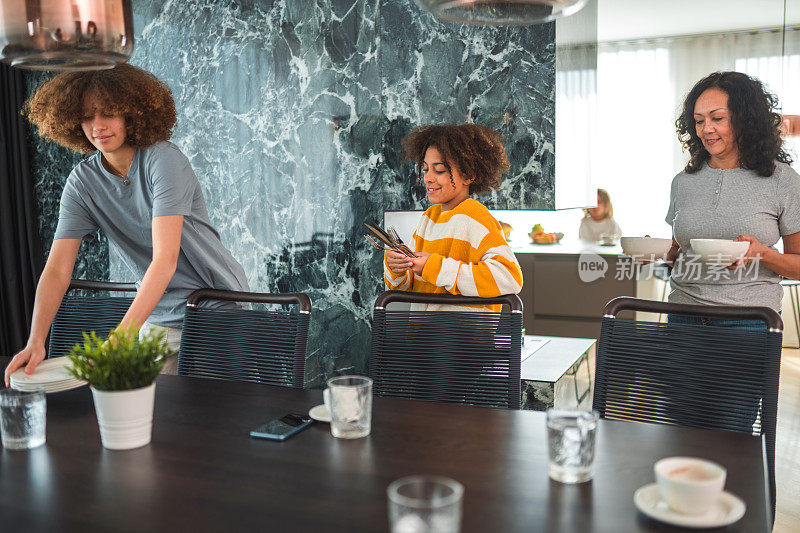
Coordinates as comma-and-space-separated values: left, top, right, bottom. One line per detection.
23, 63, 176, 153
401, 123, 510, 195
676, 71, 792, 176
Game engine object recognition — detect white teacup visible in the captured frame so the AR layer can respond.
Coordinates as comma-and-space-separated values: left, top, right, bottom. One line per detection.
654, 457, 726, 515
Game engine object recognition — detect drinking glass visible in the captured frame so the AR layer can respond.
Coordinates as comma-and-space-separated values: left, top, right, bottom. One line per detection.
0, 388, 46, 450
546, 409, 598, 483
326, 375, 372, 439
388, 475, 464, 533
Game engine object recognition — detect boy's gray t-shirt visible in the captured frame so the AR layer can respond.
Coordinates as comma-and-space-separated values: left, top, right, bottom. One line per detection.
665, 161, 800, 312
54, 141, 249, 327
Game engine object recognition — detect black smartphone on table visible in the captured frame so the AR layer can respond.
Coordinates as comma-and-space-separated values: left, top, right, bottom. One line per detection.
249, 413, 314, 441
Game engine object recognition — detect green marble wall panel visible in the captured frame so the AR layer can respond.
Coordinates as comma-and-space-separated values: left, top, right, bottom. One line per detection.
26, 0, 555, 386
380, 1, 555, 211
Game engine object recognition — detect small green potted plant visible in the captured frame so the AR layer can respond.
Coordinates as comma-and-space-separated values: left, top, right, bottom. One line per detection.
67, 325, 168, 450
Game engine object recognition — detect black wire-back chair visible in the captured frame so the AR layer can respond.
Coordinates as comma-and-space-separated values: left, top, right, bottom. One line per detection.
48, 279, 137, 358
594, 297, 782, 522
178, 289, 311, 388
369, 290, 523, 409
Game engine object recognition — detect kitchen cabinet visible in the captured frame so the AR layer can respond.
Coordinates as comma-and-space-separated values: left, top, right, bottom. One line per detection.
514, 238, 636, 339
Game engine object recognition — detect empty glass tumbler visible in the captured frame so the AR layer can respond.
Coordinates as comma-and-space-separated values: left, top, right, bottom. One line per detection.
326, 375, 372, 439
388, 475, 464, 533
0, 388, 46, 450
546, 409, 598, 483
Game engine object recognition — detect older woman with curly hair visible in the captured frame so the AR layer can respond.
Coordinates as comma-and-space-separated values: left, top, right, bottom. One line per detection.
665, 71, 800, 323
4, 63, 248, 384
384, 123, 522, 311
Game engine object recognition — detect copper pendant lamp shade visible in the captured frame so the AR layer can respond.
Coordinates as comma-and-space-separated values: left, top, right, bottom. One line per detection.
416, 0, 588, 25
0, 0, 134, 70
781, 115, 800, 138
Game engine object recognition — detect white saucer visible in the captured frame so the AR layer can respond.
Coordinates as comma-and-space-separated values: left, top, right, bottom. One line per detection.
309, 404, 331, 423
16, 381, 87, 394
634, 483, 745, 528
9, 358, 87, 393
11, 379, 86, 394
10, 357, 74, 383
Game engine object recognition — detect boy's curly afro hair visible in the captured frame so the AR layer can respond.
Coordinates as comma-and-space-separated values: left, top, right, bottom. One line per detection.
401, 123, 510, 195
24, 63, 176, 153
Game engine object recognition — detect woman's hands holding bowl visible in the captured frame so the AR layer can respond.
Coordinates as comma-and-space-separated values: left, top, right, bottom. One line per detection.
727, 235, 771, 270
665, 240, 680, 265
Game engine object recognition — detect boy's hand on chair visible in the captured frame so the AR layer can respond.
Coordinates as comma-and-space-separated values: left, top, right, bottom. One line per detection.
410, 252, 430, 275
386, 250, 414, 274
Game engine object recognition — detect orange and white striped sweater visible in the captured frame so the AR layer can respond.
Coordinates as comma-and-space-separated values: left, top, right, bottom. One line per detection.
384, 199, 523, 311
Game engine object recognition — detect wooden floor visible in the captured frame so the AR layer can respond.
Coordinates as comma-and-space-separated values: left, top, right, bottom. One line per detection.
775, 348, 800, 532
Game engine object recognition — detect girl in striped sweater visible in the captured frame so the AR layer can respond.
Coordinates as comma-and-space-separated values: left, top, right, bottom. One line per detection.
384, 124, 523, 311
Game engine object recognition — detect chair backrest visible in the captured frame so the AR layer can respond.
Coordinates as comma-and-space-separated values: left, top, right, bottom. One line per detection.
594, 296, 782, 521
369, 290, 523, 409
178, 289, 311, 388
48, 279, 137, 358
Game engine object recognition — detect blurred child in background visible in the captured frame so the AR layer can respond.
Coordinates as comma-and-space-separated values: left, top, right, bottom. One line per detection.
579, 188, 622, 244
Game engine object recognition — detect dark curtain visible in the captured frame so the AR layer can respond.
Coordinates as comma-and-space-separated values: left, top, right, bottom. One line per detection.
0, 63, 43, 356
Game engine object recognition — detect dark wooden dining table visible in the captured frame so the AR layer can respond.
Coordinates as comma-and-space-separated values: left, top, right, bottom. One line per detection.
0, 374, 769, 532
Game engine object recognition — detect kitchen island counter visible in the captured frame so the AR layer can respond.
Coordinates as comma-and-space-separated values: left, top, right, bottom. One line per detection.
509, 236, 623, 256
513, 237, 639, 338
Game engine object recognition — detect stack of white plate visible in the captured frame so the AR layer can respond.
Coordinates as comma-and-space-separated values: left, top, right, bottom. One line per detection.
10, 358, 87, 393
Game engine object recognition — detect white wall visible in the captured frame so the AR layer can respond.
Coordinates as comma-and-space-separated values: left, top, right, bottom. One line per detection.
598, 0, 794, 43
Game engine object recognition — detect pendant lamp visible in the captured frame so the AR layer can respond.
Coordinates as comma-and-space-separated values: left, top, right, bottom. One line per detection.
781, 115, 800, 137
0, 0, 133, 70
416, 0, 588, 25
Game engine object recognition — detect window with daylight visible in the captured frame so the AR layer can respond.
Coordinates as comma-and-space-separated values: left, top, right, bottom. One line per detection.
557, 26, 800, 239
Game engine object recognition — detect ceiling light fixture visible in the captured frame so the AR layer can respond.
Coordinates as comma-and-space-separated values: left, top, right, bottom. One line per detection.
0, 0, 134, 70
781, 115, 800, 138
416, 0, 589, 25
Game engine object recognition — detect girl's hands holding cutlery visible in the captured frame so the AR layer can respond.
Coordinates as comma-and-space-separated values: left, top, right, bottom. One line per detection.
386, 250, 414, 273
386, 250, 429, 274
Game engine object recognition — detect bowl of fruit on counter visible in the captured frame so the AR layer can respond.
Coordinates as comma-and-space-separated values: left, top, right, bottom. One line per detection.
499, 221, 513, 241
529, 224, 564, 245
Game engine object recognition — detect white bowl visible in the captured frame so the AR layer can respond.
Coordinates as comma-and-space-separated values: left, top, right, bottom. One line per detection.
690, 239, 749, 264
620, 237, 672, 259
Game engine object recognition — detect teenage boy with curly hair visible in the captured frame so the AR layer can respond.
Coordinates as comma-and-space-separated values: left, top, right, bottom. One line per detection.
5, 63, 249, 383
384, 123, 523, 311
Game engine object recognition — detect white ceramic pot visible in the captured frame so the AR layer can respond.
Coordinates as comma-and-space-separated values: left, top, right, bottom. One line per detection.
91, 383, 155, 450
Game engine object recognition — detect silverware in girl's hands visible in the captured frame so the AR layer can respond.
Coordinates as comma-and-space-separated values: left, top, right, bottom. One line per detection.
387, 226, 417, 257
363, 222, 417, 258
365, 234, 387, 252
